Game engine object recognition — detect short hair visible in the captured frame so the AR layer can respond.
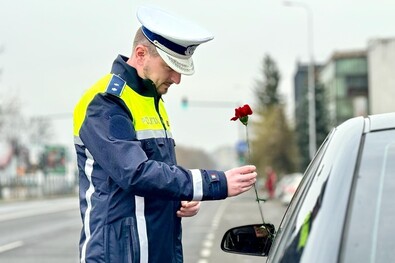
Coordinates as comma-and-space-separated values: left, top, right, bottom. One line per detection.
133, 27, 159, 56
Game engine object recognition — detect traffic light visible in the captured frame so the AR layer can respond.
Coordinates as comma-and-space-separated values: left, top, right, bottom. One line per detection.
236, 140, 248, 165
181, 97, 188, 109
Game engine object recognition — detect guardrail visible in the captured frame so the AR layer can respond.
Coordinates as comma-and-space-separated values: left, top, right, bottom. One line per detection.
0, 172, 77, 200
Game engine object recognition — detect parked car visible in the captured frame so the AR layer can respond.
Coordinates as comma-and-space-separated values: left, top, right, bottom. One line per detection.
275, 173, 303, 205
221, 112, 395, 263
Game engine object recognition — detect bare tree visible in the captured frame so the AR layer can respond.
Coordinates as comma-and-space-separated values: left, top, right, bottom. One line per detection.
0, 96, 25, 142
27, 116, 54, 146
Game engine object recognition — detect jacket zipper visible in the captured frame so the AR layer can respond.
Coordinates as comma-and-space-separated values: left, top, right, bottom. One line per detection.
154, 96, 168, 137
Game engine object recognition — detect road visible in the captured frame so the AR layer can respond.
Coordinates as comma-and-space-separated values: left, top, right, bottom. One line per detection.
0, 189, 286, 262
182, 189, 287, 263
0, 197, 80, 263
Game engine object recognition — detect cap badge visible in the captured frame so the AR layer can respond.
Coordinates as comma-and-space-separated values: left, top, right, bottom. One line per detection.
185, 45, 198, 56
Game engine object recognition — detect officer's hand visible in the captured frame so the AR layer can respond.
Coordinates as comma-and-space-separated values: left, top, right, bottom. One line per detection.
225, 165, 257, 197
176, 201, 200, 218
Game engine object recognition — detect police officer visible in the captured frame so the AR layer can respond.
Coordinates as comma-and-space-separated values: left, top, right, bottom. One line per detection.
73, 6, 257, 263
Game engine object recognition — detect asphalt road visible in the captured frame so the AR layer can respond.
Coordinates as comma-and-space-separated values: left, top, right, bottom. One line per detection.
0, 189, 286, 263
0, 197, 80, 263
182, 189, 286, 263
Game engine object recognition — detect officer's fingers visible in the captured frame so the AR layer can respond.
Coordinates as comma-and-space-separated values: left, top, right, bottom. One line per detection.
227, 173, 257, 197
229, 165, 256, 175
177, 210, 194, 217
240, 171, 258, 182
181, 202, 200, 212
239, 173, 257, 188
177, 205, 200, 217
180, 201, 199, 208
183, 201, 200, 208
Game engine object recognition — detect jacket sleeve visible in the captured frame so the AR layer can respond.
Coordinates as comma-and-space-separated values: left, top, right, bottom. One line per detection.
79, 93, 228, 201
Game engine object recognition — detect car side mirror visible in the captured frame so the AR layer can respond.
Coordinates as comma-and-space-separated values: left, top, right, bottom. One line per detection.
221, 223, 275, 257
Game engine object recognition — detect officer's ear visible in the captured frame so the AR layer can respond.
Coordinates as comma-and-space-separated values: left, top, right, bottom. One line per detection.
134, 45, 148, 66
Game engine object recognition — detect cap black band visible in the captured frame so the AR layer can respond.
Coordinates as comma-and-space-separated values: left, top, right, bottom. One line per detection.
141, 26, 196, 57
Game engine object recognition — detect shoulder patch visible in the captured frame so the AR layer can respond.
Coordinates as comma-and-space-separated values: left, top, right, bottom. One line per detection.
106, 74, 126, 97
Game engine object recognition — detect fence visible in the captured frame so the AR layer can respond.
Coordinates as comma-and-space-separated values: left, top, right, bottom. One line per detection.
0, 171, 77, 200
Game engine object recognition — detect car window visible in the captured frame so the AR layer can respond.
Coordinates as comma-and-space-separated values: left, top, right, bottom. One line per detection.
268, 129, 333, 263
276, 149, 332, 263
341, 129, 395, 263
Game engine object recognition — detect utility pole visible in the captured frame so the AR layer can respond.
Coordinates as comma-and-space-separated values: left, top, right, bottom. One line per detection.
283, 1, 316, 159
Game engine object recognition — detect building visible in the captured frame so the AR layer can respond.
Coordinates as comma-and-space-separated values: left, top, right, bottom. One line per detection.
319, 50, 369, 126
291, 37, 395, 161
367, 38, 395, 114
293, 62, 322, 121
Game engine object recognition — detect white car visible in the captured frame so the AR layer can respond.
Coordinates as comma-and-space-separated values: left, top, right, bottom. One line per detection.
279, 173, 303, 205
221, 112, 395, 263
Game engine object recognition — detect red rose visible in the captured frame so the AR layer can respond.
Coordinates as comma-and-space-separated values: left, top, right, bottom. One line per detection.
230, 104, 253, 125
229, 103, 264, 222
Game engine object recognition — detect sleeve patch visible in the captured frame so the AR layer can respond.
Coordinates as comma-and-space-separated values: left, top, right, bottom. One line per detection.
108, 114, 135, 141
210, 173, 219, 182
106, 75, 126, 97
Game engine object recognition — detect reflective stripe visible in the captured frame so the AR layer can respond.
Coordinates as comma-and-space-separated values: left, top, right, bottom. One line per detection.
190, 169, 203, 201
80, 149, 95, 263
74, 136, 84, 146
135, 196, 148, 263
136, 130, 173, 140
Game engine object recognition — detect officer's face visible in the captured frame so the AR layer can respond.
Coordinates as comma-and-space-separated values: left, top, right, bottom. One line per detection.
143, 54, 181, 95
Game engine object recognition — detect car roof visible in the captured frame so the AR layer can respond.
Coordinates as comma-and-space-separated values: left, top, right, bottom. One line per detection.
364, 112, 395, 132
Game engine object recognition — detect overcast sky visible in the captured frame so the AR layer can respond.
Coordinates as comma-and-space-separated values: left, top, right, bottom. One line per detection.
0, 0, 394, 153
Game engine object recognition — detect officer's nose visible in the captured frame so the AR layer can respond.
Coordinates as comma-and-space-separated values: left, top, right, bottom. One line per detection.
171, 71, 181, 85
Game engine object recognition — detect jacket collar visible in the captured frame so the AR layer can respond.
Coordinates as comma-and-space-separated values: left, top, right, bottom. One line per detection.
110, 55, 159, 98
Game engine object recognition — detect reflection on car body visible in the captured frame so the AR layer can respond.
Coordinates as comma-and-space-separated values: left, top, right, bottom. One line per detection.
221, 112, 395, 263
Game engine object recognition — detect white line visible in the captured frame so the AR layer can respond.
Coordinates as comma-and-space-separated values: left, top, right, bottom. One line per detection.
203, 239, 213, 248
200, 248, 211, 258
0, 241, 24, 253
198, 201, 229, 262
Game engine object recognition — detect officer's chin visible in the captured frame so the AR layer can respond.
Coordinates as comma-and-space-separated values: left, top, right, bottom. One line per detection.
157, 85, 170, 95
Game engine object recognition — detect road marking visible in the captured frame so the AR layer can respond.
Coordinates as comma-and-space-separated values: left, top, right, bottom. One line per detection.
0, 241, 24, 253
200, 248, 211, 258
203, 239, 213, 248
206, 233, 215, 241
198, 201, 229, 262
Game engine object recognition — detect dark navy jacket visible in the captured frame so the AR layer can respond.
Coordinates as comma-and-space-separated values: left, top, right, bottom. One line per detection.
73, 55, 228, 263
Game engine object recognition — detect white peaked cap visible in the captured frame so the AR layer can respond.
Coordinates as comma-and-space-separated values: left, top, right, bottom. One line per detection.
137, 6, 214, 75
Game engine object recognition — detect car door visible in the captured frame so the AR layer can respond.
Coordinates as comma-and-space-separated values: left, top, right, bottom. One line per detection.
267, 116, 365, 263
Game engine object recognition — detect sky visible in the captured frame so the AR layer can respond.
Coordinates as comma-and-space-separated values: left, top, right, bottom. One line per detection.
0, 0, 394, 153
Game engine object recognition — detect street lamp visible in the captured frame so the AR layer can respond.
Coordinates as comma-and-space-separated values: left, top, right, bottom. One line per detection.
283, 1, 316, 159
